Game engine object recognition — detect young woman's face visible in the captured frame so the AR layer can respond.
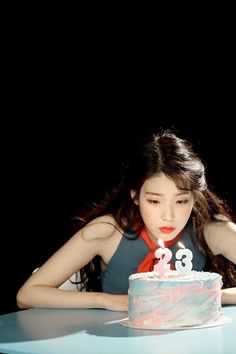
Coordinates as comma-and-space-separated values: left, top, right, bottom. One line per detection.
138, 173, 194, 243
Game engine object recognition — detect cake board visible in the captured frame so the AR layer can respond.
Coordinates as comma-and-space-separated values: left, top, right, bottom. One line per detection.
119, 315, 231, 330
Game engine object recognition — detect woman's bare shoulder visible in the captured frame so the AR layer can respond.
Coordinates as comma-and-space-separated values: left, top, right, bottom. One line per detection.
77, 215, 123, 242
204, 214, 236, 262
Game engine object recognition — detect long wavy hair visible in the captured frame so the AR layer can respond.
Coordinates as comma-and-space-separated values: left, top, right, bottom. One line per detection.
72, 131, 236, 290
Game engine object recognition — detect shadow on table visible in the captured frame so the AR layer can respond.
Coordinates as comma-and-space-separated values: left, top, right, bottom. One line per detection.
0, 308, 174, 343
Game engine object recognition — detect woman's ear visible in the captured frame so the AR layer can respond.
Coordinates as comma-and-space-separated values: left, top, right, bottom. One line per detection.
130, 190, 139, 205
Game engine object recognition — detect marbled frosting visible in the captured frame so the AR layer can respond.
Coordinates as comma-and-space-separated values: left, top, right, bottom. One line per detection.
128, 270, 222, 328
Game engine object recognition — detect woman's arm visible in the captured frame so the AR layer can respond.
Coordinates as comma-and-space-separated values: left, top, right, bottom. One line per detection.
204, 217, 236, 264
221, 288, 236, 305
16, 216, 128, 312
17, 286, 128, 311
204, 217, 236, 305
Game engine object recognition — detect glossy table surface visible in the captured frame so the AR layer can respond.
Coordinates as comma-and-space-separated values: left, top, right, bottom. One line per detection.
0, 305, 235, 354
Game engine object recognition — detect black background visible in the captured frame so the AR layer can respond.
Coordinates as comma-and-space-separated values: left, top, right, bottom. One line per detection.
1, 27, 236, 314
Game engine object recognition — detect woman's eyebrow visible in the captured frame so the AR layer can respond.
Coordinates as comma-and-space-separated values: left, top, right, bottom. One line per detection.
145, 191, 191, 196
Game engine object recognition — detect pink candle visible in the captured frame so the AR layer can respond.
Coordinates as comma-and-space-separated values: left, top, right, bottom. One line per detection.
154, 239, 172, 276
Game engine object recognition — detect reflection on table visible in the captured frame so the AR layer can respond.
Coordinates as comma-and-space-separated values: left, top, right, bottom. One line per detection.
0, 306, 235, 354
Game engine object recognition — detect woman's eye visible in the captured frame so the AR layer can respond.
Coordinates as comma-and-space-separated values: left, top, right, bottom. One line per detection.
148, 200, 160, 204
177, 200, 189, 204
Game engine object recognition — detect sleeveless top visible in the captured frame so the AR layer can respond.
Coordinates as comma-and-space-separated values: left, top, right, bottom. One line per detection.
100, 224, 206, 294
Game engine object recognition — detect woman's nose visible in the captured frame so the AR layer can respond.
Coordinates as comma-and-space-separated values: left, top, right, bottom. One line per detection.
161, 206, 174, 221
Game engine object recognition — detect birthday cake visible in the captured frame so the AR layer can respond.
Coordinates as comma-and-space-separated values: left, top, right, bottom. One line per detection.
127, 270, 223, 329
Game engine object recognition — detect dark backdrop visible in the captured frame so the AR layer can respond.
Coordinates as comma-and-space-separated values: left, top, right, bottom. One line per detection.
3, 8, 236, 315
2, 116, 235, 315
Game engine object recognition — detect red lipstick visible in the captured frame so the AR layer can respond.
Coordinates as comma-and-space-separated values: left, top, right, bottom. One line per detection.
159, 227, 176, 234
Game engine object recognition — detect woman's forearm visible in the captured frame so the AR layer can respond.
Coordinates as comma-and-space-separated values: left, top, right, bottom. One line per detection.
17, 285, 103, 309
221, 288, 236, 305
16, 285, 128, 311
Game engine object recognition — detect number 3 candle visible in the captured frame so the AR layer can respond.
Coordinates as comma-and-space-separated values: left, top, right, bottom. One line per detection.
175, 242, 193, 273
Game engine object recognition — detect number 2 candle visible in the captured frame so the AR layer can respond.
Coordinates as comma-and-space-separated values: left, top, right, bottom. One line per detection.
154, 239, 172, 276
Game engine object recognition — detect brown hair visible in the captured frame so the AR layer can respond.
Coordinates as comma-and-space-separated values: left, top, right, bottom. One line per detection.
74, 131, 236, 290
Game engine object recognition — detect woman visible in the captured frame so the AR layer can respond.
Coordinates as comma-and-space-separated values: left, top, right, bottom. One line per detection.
17, 131, 236, 311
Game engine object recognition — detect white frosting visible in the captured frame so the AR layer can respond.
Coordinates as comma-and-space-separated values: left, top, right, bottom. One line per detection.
129, 270, 220, 282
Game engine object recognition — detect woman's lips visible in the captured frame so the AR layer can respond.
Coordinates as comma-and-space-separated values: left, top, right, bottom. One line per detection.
159, 227, 176, 234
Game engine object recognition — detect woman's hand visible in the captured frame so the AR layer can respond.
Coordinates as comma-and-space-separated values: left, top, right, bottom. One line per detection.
100, 293, 128, 312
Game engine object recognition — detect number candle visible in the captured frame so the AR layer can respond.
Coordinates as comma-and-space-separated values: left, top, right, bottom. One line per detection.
175, 242, 193, 273
154, 239, 172, 276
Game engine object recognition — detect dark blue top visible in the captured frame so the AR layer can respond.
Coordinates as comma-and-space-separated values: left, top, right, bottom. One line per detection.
100, 224, 206, 294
